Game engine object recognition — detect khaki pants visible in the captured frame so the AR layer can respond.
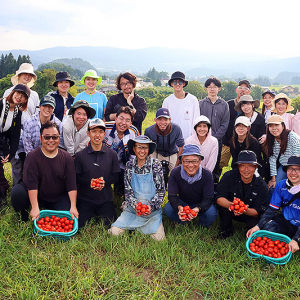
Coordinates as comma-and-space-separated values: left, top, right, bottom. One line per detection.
219, 145, 231, 169
108, 223, 166, 241
150, 151, 177, 172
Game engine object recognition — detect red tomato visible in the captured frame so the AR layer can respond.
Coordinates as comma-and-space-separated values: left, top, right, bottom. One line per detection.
185, 209, 191, 214
190, 210, 197, 216
280, 249, 286, 255
45, 216, 50, 222
65, 220, 70, 225
141, 208, 146, 213
262, 236, 268, 241
70, 220, 74, 225
239, 207, 245, 213
233, 200, 239, 205
234, 205, 240, 210
230, 205, 235, 211
138, 202, 142, 206
257, 237, 262, 241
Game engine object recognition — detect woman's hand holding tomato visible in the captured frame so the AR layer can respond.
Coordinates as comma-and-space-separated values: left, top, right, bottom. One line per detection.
178, 205, 198, 221
136, 202, 151, 216
91, 177, 105, 191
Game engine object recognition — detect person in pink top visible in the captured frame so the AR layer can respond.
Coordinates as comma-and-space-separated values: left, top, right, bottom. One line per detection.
185, 115, 218, 172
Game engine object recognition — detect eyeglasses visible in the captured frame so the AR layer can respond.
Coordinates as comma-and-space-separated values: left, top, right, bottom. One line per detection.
237, 86, 250, 91
182, 159, 200, 165
172, 80, 184, 85
135, 145, 149, 150
117, 116, 132, 124
287, 167, 300, 174
42, 135, 60, 140
206, 86, 219, 90
120, 82, 132, 87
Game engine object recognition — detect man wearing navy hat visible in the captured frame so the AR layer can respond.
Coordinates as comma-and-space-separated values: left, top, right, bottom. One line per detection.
164, 144, 217, 227
144, 108, 184, 185
247, 156, 300, 253
162, 71, 200, 140
216, 150, 268, 238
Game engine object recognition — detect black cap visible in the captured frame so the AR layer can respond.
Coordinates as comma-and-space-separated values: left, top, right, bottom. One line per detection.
262, 90, 276, 98
13, 84, 31, 98
283, 156, 300, 172
236, 150, 261, 167
238, 80, 251, 89
53, 71, 74, 87
168, 71, 188, 87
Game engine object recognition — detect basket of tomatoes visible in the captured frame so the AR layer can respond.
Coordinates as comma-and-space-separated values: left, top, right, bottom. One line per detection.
33, 210, 78, 241
246, 230, 292, 265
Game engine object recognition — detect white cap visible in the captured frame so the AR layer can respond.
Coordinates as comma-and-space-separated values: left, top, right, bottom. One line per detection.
234, 116, 251, 127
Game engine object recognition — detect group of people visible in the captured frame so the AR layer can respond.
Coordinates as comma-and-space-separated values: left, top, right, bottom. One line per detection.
1, 65, 300, 251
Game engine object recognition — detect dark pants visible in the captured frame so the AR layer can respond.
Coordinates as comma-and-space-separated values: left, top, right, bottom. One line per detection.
77, 199, 116, 229
218, 205, 259, 234
114, 169, 125, 197
0, 163, 9, 195
213, 139, 223, 182
262, 213, 298, 239
11, 183, 71, 221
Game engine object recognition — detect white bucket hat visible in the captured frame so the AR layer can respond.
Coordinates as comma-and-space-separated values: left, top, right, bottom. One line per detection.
11, 63, 37, 88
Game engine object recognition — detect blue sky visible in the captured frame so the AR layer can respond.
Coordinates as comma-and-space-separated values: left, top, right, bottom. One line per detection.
1, 0, 300, 58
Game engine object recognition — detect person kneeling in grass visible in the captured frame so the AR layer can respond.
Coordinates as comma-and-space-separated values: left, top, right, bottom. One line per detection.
164, 144, 217, 227
109, 136, 165, 241
216, 150, 268, 239
247, 156, 300, 253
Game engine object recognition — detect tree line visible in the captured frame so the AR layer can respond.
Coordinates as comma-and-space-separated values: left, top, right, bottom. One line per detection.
0, 53, 31, 79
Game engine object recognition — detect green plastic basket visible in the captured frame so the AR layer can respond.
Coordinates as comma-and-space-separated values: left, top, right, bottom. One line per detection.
33, 210, 78, 241
246, 230, 292, 265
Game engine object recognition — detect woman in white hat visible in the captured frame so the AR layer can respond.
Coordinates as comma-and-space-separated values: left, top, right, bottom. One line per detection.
263, 115, 300, 191
3, 63, 39, 124
74, 70, 107, 120
229, 116, 264, 176
185, 115, 218, 172
109, 136, 165, 241
234, 95, 266, 143
271, 93, 294, 130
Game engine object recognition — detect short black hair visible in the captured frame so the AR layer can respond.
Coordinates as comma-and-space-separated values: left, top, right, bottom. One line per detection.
116, 72, 138, 90
40, 121, 60, 135
116, 106, 134, 121
205, 77, 221, 88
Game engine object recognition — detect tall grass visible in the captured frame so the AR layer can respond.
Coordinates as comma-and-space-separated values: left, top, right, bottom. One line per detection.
1, 112, 300, 299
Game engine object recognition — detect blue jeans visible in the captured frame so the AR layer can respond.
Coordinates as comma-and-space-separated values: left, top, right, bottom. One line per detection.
164, 200, 217, 228
267, 165, 287, 203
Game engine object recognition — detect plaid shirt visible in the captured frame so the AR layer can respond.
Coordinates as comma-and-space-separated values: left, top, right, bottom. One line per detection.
21, 111, 63, 154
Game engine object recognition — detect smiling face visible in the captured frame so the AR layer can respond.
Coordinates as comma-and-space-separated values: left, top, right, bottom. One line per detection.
206, 82, 221, 98
236, 83, 251, 100
40, 127, 60, 154
287, 165, 300, 186
238, 163, 256, 183
133, 143, 149, 161
155, 117, 171, 132
12, 91, 27, 106
196, 122, 209, 138
119, 77, 134, 95
40, 104, 54, 119
57, 80, 70, 94
115, 112, 132, 134
263, 94, 274, 109
84, 77, 98, 91
235, 123, 249, 137
73, 107, 88, 129
87, 127, 105, 147
275, 99, 288, 115
171, 79, 185, 93
18, 73, 33, 85
241, 102, 254, 115
181, 155, 201, 177
268, 123, 284, 138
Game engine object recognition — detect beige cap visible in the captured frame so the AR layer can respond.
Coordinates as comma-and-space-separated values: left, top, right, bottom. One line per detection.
267, 115, 284, 125
11, 63, 37, 88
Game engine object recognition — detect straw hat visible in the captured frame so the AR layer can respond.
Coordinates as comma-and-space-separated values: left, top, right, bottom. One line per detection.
11, 63, 37, 88
271, 93, 294, 113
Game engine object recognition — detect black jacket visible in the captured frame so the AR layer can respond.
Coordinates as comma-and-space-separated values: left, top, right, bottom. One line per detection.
215, 168, 268, 215
48, 91, 74, 121
105, 92, 147, 134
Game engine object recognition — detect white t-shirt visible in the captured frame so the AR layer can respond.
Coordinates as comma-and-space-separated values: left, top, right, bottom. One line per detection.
3, 86, 40, 124
162, 93, 200, 140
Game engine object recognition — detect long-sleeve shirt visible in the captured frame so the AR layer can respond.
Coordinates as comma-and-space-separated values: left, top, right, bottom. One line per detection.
168, 166, 214, 212
105, 92, 147, 134
199, 96, 230, 142
269, 131, 300, 176
124, 156, 165, 210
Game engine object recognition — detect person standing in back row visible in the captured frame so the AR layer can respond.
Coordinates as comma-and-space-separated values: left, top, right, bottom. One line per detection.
199, 77, 229, 180
162, 71, 200, 140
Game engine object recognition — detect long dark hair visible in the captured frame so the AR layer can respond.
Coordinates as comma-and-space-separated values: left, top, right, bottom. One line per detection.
262, 122, 290, 157
231, 126, 254, 149
262, 104, 267, 115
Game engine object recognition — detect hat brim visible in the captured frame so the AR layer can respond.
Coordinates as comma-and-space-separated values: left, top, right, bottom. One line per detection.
80, 76, 102, 86
11, 74, 36, 89
127, 139, 156, 156
53, 78, 75, 87
168, 78, 188, 87
40, 102, 55, 109
236, 161, 262, 167
68, 106, 96, 119
88, 125, 106, 131
234, 99, 260, 113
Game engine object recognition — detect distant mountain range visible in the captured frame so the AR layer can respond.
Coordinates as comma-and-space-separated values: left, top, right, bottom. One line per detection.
1, 46, 300, 81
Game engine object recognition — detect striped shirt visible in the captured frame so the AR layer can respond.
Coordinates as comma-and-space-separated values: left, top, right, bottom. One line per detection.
270, 131, 300, 176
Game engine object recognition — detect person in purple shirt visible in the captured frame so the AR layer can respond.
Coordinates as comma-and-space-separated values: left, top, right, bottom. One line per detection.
164, 144, 217, 227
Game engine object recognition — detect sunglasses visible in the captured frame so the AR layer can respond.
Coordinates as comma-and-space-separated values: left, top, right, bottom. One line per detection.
42, 135, 60, 140
172, 80, 184, 85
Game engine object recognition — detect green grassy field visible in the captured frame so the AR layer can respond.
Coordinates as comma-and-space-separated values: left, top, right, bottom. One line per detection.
1, 112, 300, 299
